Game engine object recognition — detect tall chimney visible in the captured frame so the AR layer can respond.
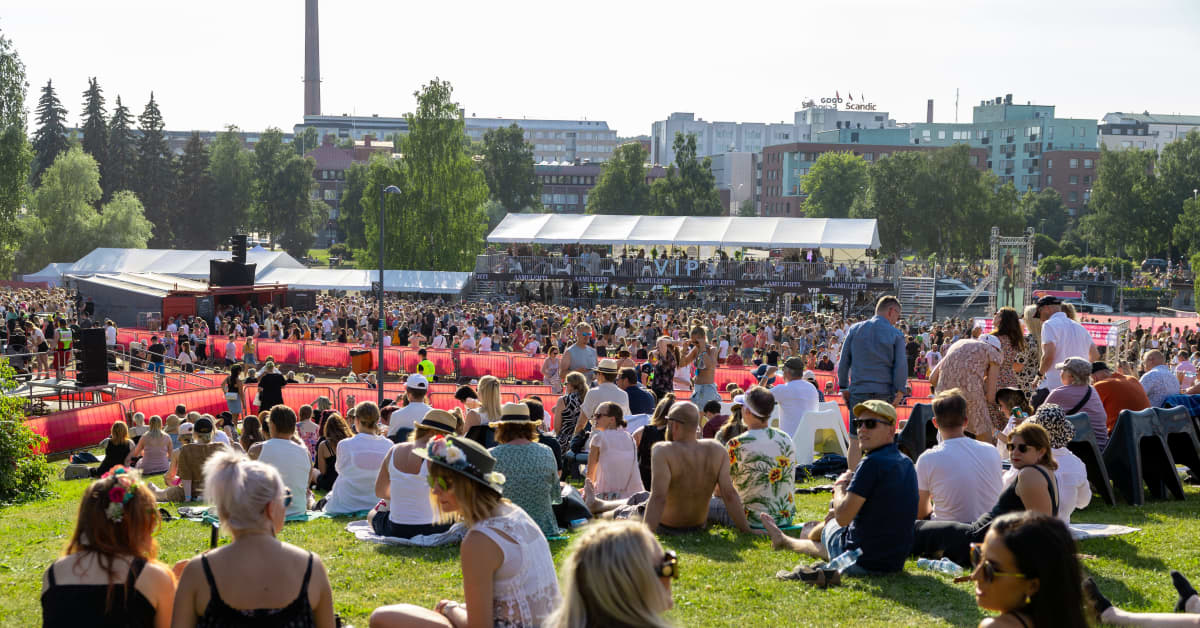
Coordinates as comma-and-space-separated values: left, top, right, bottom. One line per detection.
926, 99, 934, 123
304, 0, 321, 117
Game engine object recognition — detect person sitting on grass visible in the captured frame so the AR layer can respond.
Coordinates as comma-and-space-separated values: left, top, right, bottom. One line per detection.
971, 511, 1089, 628
584, 401, 753, 535
320, 401, 392, 515
489, 402, 564, 537
92, 420, 132, 478
916, 389, 1004, 523
760, 399, 917, 575
544, 520, 677, 628
369, 409, 457, 538
248, 405, 313, 517
171, 451, 336, 627
585, 401, 644, 501
1085, 570, 1200, 626
369, 435, 561, 628
42, 467, 177, 627
911, 422, 1058, 568
725, 386, 796, 530
311, 413, 350, 492
129, 414, 172, 476
147, 416, 228, 502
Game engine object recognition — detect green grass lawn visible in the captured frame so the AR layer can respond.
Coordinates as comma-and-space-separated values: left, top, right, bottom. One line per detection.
3, 461, 1199, 627
307, 248, 330, 265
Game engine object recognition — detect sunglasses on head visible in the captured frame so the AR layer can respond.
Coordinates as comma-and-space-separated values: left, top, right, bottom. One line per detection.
970, 543, 1027, 583
852, 417, 893, 430
1005, 442, 1034, 453
656, 550, 680, 579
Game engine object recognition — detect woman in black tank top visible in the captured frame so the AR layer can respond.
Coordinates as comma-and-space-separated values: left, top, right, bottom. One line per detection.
633, 394, 675, 490
912, 423, 1060, 568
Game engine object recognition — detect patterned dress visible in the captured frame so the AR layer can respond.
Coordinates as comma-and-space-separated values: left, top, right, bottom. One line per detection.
727, 427, 797, 528
933, 339, 1002, 438
555, 391, 583, 456
990, 334, 1028, 429
490, 442, 563, 538
1014, 334, 1041, 403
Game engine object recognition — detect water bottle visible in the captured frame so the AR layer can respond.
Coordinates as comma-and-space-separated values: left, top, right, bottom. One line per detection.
825, 548, 863, 573
917, 557, 964, 575
569, 518, 589, 529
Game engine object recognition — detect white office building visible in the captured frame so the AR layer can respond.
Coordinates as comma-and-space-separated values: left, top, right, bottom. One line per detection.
1098, 112, 1200, 153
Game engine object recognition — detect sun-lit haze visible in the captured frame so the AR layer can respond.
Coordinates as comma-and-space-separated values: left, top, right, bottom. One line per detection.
6, 0, 1200, 134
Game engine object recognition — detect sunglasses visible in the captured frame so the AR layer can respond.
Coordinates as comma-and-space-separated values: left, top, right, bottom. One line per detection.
970, 543, 1027, 583
1005, 442, 1034, 453
283, 488, 293, 509
656, 550, 680, 580
852, 418, 893, 430
426, 474, 452, 491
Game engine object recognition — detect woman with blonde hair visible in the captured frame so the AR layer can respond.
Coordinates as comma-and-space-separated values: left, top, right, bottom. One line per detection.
172, 451, 335, 626
464, 375, 503, 431
42, 467, 177, 626
130, 415, 172, 475
370, 435, 560, 627
545, 520, 676, 628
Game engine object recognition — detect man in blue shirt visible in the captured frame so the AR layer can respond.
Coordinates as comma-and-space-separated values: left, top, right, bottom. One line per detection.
838, 296, 908, 468
759, 400, 918, 575
618, 367, 656, 415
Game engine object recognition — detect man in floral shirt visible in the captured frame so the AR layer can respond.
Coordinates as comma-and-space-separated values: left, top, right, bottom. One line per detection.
726, 386, 796, 529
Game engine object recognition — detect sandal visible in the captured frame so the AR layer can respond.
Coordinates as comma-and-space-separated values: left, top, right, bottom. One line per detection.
776, 563, 842, 588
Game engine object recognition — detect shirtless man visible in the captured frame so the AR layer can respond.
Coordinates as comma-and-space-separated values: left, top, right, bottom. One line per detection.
681, 325, 720, 409
584, 401, 753, 534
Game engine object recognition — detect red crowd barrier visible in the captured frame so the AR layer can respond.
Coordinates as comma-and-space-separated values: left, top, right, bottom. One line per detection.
303, 343, 351, 369
130, 388, 228, 421
256, 341, 301, 366
714, 367, 757, 392
384, 348, 404, 373
459, 353, 513, 380
210, 336, 244, 361
26, 401, 128, 455
512, 356, 545, 382
243, 384, 337, 416
812, 370, 840, 394
908, 379, 932, 397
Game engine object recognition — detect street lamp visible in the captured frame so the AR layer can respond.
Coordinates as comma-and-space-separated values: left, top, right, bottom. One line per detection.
378, 184, 402, 408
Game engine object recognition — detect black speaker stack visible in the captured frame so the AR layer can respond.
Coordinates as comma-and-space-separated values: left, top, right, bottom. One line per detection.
209, 234, 257, 287
75, 328, 109, 387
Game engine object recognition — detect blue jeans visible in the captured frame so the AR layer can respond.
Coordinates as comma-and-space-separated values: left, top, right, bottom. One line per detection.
691, 383, 720, 410
821, 520, 869, 577
846, 391, 892, 437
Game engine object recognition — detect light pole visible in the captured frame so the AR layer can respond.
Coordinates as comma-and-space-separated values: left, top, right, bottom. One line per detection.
378, 184, 402, 408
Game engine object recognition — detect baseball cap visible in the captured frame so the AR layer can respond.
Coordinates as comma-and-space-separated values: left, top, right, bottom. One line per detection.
802, 370, 817, 381
1055, 357, 1093, 381
853, 399, 897, 424
405, 373, 429, 390
193, 417, 214, 434
1035, 295, 1062, 307
178, 422, 194, 436
784, 357, 807, 372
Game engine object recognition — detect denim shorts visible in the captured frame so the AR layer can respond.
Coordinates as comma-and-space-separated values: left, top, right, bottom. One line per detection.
822, 520, 869, 577
691, 383, 720, 409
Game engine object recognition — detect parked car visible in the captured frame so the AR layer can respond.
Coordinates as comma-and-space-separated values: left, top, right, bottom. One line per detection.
1141, 258, 1168, 272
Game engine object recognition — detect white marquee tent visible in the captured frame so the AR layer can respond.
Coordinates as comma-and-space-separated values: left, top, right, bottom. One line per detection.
256, 268, 472, 294
24, 247, 307, 283
486, 214, 882, 250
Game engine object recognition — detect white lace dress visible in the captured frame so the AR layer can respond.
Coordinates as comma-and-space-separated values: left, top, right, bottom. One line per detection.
470, 503, 561, 627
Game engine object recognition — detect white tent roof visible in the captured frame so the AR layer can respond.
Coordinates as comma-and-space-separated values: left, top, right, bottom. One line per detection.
487, 214, 881, 249
256, 268, 471, 294
67, 272, 210, 298
45, 247, 307, 282
22, 262, 73, 284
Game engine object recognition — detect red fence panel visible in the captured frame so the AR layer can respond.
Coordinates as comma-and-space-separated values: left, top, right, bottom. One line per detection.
26, 401, 129, 454
130, 388, 228, 421
429, 393, 464, 411
512, 356, 545, 382
242, 384, 337, 416
384, 348, 404, 373
504, 385, 553, 396
908, 379, 931, 397
459, 353, 513, 380
303, 343, 350, 369
714, 367, 757, 392
256, 341, 301, 366
813, 370, 839, 394
429, 351, 455, 376
336, 385, 371, 415
211, 336, 244, 361
115, 329, 137, 350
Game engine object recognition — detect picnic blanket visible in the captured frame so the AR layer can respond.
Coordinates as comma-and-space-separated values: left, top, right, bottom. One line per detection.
1069, 523, 1140, 540
345, 519, 468, 547
177, 506, 369, 524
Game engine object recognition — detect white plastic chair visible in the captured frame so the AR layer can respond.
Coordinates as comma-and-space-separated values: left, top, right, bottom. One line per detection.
791, 408, 849, 464
817, 400, 840, 414
624, 413, 650, 435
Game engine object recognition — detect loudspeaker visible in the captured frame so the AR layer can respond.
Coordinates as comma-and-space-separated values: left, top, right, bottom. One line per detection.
231, 234, 248, 265
209, 260, 257, 287
76, 328, 109, 387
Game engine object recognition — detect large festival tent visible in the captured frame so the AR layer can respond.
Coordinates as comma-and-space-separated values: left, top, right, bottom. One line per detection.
25, 247, 307, 283
21, 263, 74, 286
486, 213, 882, 256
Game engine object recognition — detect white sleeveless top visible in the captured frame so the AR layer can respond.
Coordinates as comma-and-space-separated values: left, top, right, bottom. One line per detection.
324, 433, 392, 514
471, 503, 561, 626
388, 454, 435, 525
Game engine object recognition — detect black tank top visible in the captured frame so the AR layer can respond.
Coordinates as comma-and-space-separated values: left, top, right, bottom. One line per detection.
42, 557, 156, 628
637, 425, 667, 489
972, 465, 1058, 534
197, 552, 316, 628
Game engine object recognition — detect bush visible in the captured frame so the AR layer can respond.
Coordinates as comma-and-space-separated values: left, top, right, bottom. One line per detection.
328, 243, 351, 259
1037, 255, 1134, 278
1033, 234, 1059, 258
0, 361, 53, 504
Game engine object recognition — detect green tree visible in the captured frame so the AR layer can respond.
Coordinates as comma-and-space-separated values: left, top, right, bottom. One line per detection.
650, 133, 723, 216
0, 360, 53, 504
337, 160, 369, 250
134, 92, 176, 246
295, 126, 320, 155
1082, 146, 1163, 258
1156, 129, 1200, 255
362, 78, 488, 272
801, 151, 868, 218
78, 77, 107, 201
1020, 188, 1069, 240
31, 79, 69, 186
208, 126, 253, 239
979, 178, 1026, 257
737, 198, 756, 217
17, 146, 103, 273
0, 31, 33, 278
851, 151, 924, 256
251, 128, 319, 255
921, 144, 991, 258
104, 95, 136, 199
482, 123, 540, 214
587, 142, 650, 214
176, 132, 217, 249
1174, 197, 1200, 258
94, 190, 153, 248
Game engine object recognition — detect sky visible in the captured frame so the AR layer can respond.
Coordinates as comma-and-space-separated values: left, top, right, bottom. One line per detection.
5, 0, 1200, 137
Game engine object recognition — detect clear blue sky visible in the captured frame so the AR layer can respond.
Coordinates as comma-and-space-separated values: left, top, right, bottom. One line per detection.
5, 0, 1200, 137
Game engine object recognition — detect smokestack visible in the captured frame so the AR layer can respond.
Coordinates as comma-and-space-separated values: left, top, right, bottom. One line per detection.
926, 99, 934, 124
304, 0, 321, 117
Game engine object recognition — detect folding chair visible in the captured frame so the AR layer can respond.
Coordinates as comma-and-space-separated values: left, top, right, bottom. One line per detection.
1153, 405, 1200, 482
792, 409, 850, 464
1065, 412, 1116, 506
1103, 408, 1185, 506
895, 403, 936, 463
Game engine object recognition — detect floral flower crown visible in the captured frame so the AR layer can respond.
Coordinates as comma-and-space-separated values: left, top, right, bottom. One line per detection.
426, 435, 505, 488
98, 466, 144, 523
